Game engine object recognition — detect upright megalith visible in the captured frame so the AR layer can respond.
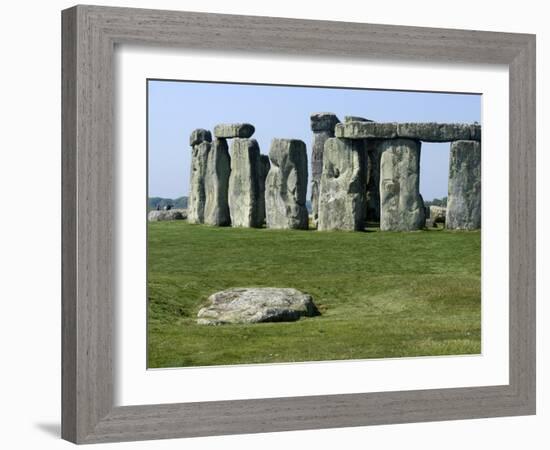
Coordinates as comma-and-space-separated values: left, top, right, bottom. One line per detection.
339, 117, 381, 223
310, 113, 340, 226
214, 123, 255, 139
228, 138, 265, 228
265, 139, 309, 230
204, 138, 231, 226
379, 139, 425, 231
188, 129, 212, 224
446, 140, 481, 230
365, 140, 383, 222
318, 138, 366, 231
258, 154, 271, 227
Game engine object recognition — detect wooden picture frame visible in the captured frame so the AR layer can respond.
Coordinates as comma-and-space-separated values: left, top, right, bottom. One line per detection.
61, 5, 536, 444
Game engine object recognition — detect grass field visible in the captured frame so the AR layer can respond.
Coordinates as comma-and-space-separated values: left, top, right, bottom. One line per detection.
147, 222, 481, 368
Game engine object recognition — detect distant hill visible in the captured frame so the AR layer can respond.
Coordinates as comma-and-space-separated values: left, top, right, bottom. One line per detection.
148, 196, 188, 211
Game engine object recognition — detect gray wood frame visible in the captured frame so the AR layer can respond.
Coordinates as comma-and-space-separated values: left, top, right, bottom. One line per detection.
62, 4, 536, 444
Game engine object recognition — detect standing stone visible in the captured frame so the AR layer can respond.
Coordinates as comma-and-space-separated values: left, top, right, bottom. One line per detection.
265, 139, 309, 230
310, 113, 340, 226
365, 140, 383, 223
228, 138, 265, 228
188, 130, 212, 224
318, 138, 366, 231
446, 140, 481, 230
379, 139, 425, 231
204, 138, 231, 226
257, 154, 270, 227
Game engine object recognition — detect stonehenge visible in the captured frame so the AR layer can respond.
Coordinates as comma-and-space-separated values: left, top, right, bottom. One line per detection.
332, 119, 481, 231
184, 118, 481, 233
265, 139, 309, 230
446, 140, 481, 230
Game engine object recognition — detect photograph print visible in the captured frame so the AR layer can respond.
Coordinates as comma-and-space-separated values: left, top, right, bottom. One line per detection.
147, 79, 481, 369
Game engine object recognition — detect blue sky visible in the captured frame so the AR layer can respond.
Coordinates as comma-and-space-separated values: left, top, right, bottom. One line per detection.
148, 80, 480, 201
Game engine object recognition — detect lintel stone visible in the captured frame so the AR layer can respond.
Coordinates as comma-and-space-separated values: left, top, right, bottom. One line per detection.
397, 123, 471, 142
310, 112, 340, 132
335, 121, 398, 139
214, 123, 255, 139
189, 128, 212, 146
344, 116, 373, 123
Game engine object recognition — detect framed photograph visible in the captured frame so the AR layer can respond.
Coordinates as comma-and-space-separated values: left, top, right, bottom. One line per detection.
62, 5, 536, 444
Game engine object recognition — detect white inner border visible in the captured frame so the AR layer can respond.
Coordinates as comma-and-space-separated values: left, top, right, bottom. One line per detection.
114, 45, 509, 406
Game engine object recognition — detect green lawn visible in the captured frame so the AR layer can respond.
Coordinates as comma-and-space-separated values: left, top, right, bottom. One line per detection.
147, 222, 481, 368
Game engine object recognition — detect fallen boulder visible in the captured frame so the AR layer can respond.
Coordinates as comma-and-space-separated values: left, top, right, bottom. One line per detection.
147, 209, 187, 221
197, 287, 319, 325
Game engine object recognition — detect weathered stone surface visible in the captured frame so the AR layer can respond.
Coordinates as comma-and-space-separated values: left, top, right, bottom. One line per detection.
335, 121, 398, 139
379, 139, 425, 231
344, 116, 373, 123
197, 287, 319, 325
228, 138, 265, 228
365, 140, 383, 222
189, 128, 212, 147
335, 122, 480, 142
428, 205, 447, 227
204, 138, 231, 226
446, 140, 481, 230
265, 139, 309, 229
188, 141, 211, 224
147, 209, 187, 221
213, 123, 255, 139
257, 154, 270, 227
311, 132, 331, 226
310, 113, 340, 226
470, 124, 481, 141
397, 123, 471, 142
310, 112, 340, 132
318, 138, 366, 231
